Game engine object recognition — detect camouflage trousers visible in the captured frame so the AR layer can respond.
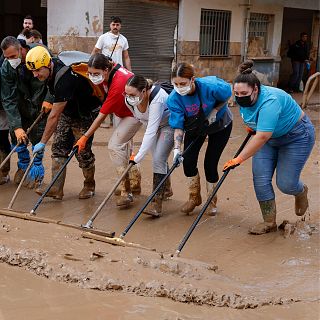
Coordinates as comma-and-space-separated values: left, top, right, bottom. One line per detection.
51, 112, 97, 169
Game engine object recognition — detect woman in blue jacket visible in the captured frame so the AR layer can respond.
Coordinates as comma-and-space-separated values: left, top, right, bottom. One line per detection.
224, 60, 315, 234
167, 63, 232, 215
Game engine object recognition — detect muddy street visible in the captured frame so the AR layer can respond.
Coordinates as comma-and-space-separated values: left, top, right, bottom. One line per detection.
0, 109, 319, 319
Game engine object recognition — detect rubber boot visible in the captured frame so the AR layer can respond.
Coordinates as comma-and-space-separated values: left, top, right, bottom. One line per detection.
79, 166, 95, 199
163, 175, 173, 200
181, 173, 202, 214
248, 199, 277, 235
129, 165, 141, 195
14, 145, 30, 185
35, 157, 66, 200
116, 166, 133, 208
206, 182, 218, 216
143, 173, 166, 217
0, 150, 10, 185
295, 184, 309, 216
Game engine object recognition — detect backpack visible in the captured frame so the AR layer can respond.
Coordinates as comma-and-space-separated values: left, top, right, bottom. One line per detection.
55, 51, 107, 102
149, 81, 174, 103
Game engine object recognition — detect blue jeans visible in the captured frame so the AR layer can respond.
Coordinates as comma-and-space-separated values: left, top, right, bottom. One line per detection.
252, 115, 315, 202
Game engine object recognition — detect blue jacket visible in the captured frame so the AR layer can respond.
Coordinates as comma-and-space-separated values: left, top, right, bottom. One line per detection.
167, 76, 232, 129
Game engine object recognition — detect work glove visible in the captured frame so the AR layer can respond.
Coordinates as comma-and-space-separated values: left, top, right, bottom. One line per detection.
173, 148, 183, 166
41, 101, 53, 114
14, 128, 28, 145
245, 126, 256, 135
223, 156, 244, 172
32, 142, 46, 154
75, 135, 88, 153
129, 153, 136, 165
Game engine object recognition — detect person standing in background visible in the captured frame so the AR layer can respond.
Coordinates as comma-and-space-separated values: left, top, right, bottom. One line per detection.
92, 16, 131, 71
287, 32, 310, 93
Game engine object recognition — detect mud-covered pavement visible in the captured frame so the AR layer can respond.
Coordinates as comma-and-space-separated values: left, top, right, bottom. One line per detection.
0, 108, 319, 319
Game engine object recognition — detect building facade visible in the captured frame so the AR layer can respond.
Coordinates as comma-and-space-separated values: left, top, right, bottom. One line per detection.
3, 0, 316, 86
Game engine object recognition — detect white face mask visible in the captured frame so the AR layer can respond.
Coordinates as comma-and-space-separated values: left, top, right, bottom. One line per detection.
174, 82, 192, 96
125, 95, 142, 108
8, 57, 21, 69
89, 73, 104, 85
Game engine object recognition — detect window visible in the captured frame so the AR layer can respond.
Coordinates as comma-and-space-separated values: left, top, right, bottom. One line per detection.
200, 9, 231, 57
248, 13, 274, 56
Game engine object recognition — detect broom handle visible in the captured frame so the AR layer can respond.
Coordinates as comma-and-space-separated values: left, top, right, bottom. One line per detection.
175, 133, 252, 256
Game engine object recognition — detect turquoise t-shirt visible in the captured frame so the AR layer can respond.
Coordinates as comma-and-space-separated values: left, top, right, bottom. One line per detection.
239, 85, 302, 138
167, 76, 232, 129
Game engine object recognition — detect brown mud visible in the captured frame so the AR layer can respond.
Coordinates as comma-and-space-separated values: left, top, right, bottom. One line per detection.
0, 110, 319, 318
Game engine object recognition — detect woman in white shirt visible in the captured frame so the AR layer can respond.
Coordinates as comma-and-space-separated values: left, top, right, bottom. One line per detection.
124, 75, 174, 217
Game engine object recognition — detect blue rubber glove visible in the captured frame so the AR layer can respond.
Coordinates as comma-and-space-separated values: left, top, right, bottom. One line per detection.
33, 142, 46, 154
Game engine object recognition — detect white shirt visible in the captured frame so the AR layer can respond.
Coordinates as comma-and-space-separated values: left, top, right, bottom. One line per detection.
126, 87, 170, 163
95, 32, 129, 66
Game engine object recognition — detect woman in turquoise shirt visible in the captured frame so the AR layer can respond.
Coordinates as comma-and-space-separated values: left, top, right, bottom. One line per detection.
224, 60, 315, 235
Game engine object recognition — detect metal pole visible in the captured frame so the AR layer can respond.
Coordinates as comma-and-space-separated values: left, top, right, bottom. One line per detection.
82, 163, 134, 229
175, 133, 252, 256
119, 136, 201, 239
7, 154, 37, 210
0, 111, 44, 170
30, 147, 77, 215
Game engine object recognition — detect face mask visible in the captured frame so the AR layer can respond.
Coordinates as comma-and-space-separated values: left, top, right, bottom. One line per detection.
174, 82, 192, 96
125, 95, 142, 108
8, 57, 21, 69
89, 73, 104, 85
235, 91, 254, 107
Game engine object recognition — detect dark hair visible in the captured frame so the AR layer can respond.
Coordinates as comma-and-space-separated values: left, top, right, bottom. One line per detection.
22, 28, 32, 38
234, 60, 261, 91
171, 62, 194, 79
300, 32, 307, 38
110, 16, 122, 24
24, 15, 33, 21
126, 75, 153, 91
30, 29, 42, 39
88, 53, 113, 71
0, 36, 21, 51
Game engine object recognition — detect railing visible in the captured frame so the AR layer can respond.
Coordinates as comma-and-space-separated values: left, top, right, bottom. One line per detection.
301, 72, 320, 109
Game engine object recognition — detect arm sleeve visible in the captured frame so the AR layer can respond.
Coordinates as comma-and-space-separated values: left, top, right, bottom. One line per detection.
167, 97, 185, 130
123, 37, 129, 50
212, 78, 232, 103
256, 99, 281, 132
0, 66, 22, 130
134, 101, 163, 163
95, 35, 104, 50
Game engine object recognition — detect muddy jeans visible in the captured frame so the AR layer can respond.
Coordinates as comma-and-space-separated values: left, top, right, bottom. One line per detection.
150, 125, 174, 174
108, 116, 142, 167
252, 115, 315, 201
51, 112, 97, 169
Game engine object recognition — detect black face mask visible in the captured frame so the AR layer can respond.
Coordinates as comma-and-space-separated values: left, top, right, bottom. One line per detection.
235, 91, 254, 108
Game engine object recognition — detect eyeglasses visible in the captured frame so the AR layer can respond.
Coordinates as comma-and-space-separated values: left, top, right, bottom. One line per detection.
122, 92, 138, 99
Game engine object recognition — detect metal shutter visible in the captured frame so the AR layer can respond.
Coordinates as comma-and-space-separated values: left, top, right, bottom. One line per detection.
104, 0, 178, 81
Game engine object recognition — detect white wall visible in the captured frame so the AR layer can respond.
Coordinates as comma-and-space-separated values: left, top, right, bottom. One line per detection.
47, 0, 104, 37
178, 0, 244, 42
178, 0, 284, 57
